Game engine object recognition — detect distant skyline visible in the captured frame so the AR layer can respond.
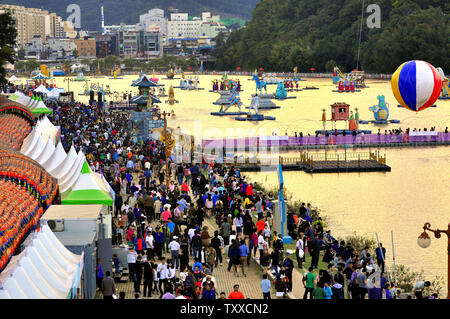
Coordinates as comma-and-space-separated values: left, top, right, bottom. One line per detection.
2, 0, 258, 30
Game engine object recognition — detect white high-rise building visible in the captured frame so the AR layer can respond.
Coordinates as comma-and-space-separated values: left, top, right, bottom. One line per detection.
137, 8, 168, 45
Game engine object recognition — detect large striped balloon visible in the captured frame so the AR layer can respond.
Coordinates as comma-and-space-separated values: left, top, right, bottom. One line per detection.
391, 60, 442, 112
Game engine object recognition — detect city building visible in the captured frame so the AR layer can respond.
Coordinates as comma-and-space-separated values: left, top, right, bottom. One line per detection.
95, 34, 117, 58
24, 35, 45, 59
47, 38, 77, 59
75, 37, 96, 58
137, 8, 167, 45
117, 30, 161, 58
0, 4, 49, 47
0, 4, 71, 47
104, 24, 136, 34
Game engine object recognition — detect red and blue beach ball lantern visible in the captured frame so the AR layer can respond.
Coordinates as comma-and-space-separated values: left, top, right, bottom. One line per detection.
391, 60, 442, 112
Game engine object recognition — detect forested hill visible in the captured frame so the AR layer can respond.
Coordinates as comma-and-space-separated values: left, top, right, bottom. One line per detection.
214, 0, 450, 73
2, 0, 258, 30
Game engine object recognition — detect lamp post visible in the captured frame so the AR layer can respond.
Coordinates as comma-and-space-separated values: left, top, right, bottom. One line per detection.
417, 222, 450, 299
161, 110, 176, 190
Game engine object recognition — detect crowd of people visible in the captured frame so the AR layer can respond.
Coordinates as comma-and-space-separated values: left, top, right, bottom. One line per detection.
37, 94, 438, 300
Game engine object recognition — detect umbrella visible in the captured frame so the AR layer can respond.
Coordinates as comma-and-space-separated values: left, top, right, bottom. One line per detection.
310, 68, 316, 71
237, 67, 241, 70
187, 67, 192, 70
259, 68, 264, 71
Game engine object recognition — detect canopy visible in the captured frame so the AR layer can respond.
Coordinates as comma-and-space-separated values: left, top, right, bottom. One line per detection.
8, 75, 20, 82
34, 85, 50, 95
30, 96, 52, 115
47, 88, 61, 99
27, 135, 46, 160
61, 163, 113, 206
41, 141, 67, 172
0, 223, 82, 299
49, 145, 77, 179
9, 91, 32, 106
31, 73, 50, 80
34, 139, 56, 165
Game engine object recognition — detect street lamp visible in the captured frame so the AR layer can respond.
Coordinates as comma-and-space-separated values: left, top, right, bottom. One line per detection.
418, 222, 450, 299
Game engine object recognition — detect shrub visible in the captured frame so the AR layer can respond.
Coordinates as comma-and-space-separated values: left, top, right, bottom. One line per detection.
338, 232, 376, 252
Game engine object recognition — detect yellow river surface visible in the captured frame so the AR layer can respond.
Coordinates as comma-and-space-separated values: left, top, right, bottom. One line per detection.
47, 74, 449, 286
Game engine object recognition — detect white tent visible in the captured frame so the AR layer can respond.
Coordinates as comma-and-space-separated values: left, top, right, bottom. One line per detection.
49, 145, 77, 179
8, 75, 20, 82
34, 84, 50, 95
58, 151, 85, 188
0, 223, 82, 299
36, 116, 58, 145
41, 141, 66, 172
27, 135, 46, 161
20, 129, 37, 154
35, 139, 56, 165
9, 91, 32, 107
47, 88, 61, 99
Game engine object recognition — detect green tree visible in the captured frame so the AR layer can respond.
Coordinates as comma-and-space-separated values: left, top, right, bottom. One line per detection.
0, 7, 17, 88
25, 59, 39, 73
72, 49, 78, 58
17, 48, 25, 60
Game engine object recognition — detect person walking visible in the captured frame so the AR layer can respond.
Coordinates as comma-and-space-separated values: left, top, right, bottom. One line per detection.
282, 252, 294, 292
101, 271, 116, 300
143, 257, 154, 297
302, 267, 316, 299
295, 234, 305, 269
211, 231, 223, 266
168, 236, 181, 270
261, 274, 271, 299
239, 239, 249, 277
375, 243, 386, 274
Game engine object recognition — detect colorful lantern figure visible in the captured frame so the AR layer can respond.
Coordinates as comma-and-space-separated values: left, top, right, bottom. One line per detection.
391, 60, 442, 112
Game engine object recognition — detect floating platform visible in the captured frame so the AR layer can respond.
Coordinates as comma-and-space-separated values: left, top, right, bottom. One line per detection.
275, 96, 297, 100
236, 160, 390, 173
108, 77, 124, 79
245, 106, 280, 110
303, 86, 319, 90
234, 114, 276, 121
438, 96, 450, 100
332, 90, 362, 93
173, 87, 205, 90
161, 77, 181, 80
208, 90, 243, 93
359, 120, 400, 124
315, 129, 372, 135
211, 111, 246, 116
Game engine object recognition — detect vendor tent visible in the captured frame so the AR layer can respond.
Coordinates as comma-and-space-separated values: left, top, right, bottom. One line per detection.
0, 223, 83, 299
9, 91, 32, 106
58, 151, 85, 188
34, 84, 50, 95
27, 135, 46, 160
61, 162, 113, 206
34, 139, 55, 165
49, 145, 77, 179
41, 142, 67, 173
31, 73, 50, 80
8, 75, 20, 82
30, 96, 52, 115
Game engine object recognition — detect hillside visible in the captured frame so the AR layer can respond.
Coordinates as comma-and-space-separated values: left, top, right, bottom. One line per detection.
3, 0, 258, 30
214, 0, 450, 73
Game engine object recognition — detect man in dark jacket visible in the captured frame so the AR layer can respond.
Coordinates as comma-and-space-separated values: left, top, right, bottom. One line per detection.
143, 257, 154, 297
211, 230, 222, 266
282, 252, 295, 292
310, 234, 322, 269
143, 193, 154, 221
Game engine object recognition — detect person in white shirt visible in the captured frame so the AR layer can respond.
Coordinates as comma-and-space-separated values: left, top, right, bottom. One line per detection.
168, 236, 181, 269
295, 234, 305, 269
157, 257, 168, 297
145, 232, 154, 257
167, 261, 176, 283
126, 245, 138, 281
258, 232, 266, 262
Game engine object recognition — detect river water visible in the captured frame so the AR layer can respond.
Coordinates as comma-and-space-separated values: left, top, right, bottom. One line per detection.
49, 73, 449, 286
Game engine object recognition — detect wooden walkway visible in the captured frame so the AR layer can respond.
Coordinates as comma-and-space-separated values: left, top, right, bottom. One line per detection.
235, 151, 391, 173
